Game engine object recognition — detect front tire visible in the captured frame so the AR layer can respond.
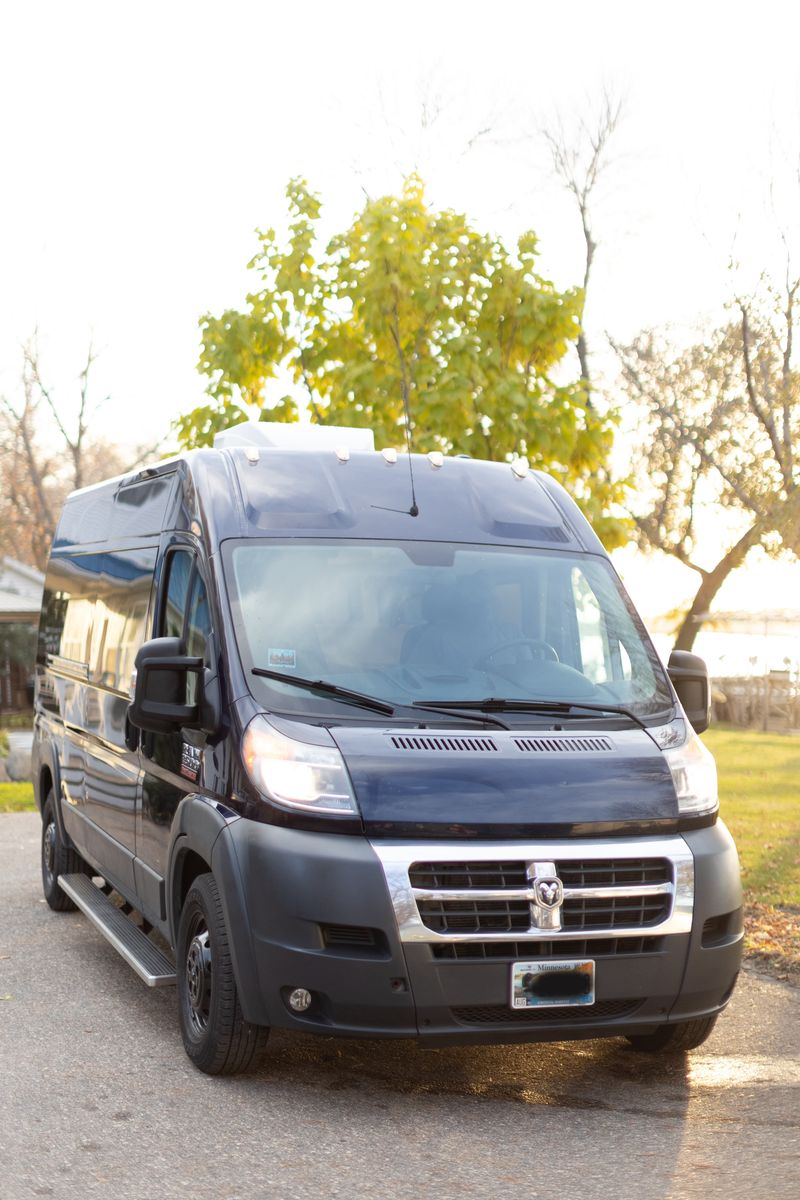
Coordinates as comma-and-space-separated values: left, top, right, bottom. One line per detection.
41, 791, 90, 912
626, 1014, 718, 1053
177, 872, 269, 1075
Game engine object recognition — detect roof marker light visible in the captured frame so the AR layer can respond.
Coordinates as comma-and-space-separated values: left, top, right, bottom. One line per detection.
335, 446, 350, 463
427, 451, 444, 469
244, 447, 260, 465
511, 457, 529, 480
381, 448, 398, 464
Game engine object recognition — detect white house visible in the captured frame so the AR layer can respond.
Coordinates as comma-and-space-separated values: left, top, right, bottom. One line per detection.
0, 557, 44, 710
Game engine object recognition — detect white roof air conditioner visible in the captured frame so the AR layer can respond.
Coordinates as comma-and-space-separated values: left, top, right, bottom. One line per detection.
213, 422, 375, 452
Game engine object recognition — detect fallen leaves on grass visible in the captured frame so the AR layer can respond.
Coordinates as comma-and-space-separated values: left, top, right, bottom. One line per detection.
745, 903, 800, 983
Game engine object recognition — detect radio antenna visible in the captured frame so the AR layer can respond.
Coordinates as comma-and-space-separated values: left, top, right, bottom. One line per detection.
401, 382, 419, 517
371, 369, 420, 518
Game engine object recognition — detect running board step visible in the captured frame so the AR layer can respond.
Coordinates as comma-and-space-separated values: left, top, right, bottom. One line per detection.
58, 873, 176, 987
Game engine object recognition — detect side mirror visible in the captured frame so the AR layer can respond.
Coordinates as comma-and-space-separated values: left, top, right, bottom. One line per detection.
667, 650, 710, 734
128, 637, 204, 734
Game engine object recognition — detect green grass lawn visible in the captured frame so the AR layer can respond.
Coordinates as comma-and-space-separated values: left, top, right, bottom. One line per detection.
1, 728, 797, 907
0, 782, 35, 812
704, 727, 800, 908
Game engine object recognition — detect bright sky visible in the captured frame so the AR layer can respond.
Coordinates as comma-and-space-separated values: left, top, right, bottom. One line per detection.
2, 0, 799, 622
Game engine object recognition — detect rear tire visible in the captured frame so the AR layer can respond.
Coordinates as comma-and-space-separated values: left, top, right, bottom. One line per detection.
177, 872, 269, 1075
625, 1014, 718, 1053
41, 791, 90, 912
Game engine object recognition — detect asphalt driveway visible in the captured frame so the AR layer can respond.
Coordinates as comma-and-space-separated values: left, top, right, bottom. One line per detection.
1, 811, 798, 1200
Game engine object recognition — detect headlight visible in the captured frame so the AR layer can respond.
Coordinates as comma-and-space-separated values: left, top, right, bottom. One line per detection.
242, 716, 359, 815
656, 719, 719, 818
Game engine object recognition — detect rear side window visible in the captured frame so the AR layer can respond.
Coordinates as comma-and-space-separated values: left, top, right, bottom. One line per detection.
40, 549, 157, 688
39, 557, 96, 670
87, 549, 157, 692
54, 475, 177, 548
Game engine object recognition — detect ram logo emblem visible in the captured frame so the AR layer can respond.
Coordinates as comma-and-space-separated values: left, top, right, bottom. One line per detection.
535, 878, 563, 908
527, 861, 565, 930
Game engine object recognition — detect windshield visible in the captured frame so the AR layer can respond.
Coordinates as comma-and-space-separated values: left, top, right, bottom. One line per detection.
223, 539, 673, 721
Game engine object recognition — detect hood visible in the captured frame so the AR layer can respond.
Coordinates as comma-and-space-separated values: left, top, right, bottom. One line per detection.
329, 726, 679, 839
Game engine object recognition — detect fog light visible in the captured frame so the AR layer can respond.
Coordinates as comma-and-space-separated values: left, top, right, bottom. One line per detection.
288, 987, 312, 1012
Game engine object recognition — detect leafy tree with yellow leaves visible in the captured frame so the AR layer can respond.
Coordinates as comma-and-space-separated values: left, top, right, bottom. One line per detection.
177, 177, 626, 545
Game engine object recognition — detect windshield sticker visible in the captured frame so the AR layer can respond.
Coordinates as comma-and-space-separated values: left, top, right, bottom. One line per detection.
268, 647, 296, 670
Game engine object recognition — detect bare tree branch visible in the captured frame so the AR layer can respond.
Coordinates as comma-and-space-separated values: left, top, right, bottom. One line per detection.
542, 90, 623, 393
0, 340, 125, 567
614, 294, 800, 650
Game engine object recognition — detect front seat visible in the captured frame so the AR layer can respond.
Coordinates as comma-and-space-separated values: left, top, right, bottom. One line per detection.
401, 580, 515, 673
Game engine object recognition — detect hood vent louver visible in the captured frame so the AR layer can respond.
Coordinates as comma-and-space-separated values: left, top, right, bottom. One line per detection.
513, 735, 614, 754
389, 734, 499, 753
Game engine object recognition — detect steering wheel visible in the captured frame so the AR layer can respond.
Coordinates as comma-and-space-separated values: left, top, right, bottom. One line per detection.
475, 639, 559, 670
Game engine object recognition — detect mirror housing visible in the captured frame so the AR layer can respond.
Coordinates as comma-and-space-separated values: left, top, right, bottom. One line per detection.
128, 637, 204, 734
667, 650, 711, 734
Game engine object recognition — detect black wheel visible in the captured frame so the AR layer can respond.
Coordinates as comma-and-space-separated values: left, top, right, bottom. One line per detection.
177, 872, 269, 1075
625, 1014, 718, 1054
41, 791, 90, 912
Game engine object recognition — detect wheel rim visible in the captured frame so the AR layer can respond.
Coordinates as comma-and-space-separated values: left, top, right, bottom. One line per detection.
43, 819, 56, 888
185, 916, 212, 1036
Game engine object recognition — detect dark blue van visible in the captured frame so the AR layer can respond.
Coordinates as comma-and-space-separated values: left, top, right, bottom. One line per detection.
33, 424, 742, 1074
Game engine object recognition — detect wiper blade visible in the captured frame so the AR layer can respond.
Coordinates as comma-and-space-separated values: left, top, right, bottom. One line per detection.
252, 669, 509, 729
409, 703, 509, 731
415, 697, 649, 732
252, 668, 395, 716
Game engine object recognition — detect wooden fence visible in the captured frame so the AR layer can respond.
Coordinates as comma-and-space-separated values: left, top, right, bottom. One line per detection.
712, 673, 800, 732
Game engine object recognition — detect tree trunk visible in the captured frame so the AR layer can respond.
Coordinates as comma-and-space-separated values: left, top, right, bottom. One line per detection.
673, 525, 761, 651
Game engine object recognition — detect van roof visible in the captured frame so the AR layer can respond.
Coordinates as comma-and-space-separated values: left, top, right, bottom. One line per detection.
54, 443, 606, 557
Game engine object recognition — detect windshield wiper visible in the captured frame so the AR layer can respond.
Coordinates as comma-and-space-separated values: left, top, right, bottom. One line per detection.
414, 697, 651, 732
409, 702, 509, 730
252, 669, 509, 728
252, 668, 395, 715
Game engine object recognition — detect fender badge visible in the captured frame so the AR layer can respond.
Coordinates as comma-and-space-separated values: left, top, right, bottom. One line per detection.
180, 743, 202, 784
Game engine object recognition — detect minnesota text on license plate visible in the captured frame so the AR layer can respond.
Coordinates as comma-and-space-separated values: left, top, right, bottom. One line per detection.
511, 959, 595, 1008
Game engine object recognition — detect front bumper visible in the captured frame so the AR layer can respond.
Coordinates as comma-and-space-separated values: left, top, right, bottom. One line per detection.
213, 819, 743, 1043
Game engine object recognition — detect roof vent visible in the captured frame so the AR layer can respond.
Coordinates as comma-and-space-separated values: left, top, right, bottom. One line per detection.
214, 422, 375, 452
513, 735, 614, 754
389, 734, 499, 753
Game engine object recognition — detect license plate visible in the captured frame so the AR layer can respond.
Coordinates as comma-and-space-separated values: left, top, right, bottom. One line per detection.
511, 959, 595, 1008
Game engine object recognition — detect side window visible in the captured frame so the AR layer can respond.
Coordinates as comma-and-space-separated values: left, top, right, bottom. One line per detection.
159, 550, 212, 704
39, 557, 95, 669
185, 572, 211, 661
185, 572, 211, 705
161, 550, 194, 640
88, 549, 157, 691
571, 567, 634, 686
59, 594, 95, 666
571, 568, 610, 684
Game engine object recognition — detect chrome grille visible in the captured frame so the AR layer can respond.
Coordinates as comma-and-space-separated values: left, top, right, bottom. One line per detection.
557, 859, 671, 887
410, 862, 528, 889
371, 836, 695, 945
417, 897, 529, 934
410, 857, 673, 935
409, 859, 670, 890
562, 894, 669, 929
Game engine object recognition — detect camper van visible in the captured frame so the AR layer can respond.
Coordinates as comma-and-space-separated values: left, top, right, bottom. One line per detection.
33, 424, 742, 1075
